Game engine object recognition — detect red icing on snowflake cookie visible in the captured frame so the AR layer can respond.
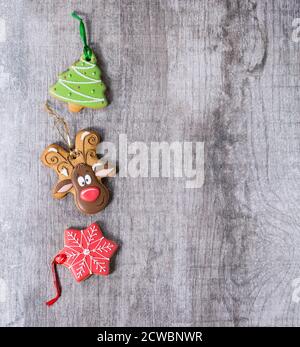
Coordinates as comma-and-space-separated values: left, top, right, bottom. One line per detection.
46, 223, 118, 306
59, 223, 118, 281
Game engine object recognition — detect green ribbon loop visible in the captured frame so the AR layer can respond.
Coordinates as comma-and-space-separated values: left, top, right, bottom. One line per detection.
71, 11, 92, 61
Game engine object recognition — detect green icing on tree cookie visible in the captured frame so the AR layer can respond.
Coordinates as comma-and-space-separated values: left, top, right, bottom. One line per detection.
49, 52, 108, 110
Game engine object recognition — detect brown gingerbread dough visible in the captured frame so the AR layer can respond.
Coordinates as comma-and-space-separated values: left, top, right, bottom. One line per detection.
41, 129, 115, 215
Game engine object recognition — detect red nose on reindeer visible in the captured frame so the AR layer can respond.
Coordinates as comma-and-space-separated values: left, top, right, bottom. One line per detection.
80, 187, 100, 202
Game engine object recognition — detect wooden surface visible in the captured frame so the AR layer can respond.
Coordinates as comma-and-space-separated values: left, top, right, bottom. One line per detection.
0, 0, 300, 327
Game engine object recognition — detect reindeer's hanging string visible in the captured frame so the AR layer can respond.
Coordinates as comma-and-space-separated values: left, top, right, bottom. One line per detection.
44, 102, 73, 151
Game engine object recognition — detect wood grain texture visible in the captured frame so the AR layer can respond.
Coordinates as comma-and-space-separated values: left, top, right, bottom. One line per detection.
0, 0, 300, 326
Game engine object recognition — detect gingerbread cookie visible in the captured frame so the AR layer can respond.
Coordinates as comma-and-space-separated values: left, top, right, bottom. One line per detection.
50, 52, 108, 112
49, 12, 108, 112
46, 222, 118, 306
41, 129, 115, 215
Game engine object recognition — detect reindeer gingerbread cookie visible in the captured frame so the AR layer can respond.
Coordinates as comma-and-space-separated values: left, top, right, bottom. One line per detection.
41, 129, 115, 215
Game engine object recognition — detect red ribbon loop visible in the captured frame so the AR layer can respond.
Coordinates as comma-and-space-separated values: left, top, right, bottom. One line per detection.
46, 254, 66, 306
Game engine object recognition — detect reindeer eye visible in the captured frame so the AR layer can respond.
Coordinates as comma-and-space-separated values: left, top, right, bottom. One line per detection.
85, 174, 92, 185
77, 176, 85, 187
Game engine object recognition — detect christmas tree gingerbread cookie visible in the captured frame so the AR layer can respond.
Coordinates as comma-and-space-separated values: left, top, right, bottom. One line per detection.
49, 12, 108, 112
50, 52, 108, 112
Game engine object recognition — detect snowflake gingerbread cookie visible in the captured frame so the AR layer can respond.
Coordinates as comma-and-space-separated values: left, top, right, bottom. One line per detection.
46, 222, 118, 306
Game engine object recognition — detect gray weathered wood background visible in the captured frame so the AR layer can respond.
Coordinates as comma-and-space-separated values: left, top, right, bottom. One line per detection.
0, 0, 300, 327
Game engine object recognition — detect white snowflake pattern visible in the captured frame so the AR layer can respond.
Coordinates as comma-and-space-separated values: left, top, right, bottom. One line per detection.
58, 223, 118, 281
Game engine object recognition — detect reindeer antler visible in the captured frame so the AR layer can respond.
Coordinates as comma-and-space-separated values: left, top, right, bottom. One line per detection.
75, 130, 116, 178
75, 130, 100, 167
41, 144, 75, 199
